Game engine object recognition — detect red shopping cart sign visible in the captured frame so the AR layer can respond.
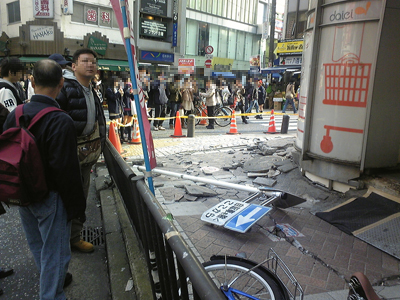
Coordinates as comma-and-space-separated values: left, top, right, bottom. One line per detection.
323, 62, 371, 108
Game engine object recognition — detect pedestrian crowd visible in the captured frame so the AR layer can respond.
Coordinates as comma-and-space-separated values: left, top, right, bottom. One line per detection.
0, 50, 299, 299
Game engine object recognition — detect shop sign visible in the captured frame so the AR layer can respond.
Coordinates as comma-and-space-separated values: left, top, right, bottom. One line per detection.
140, 51, 174, 63
322, 1, 382, 25
86, 8, 97, 22
279, 56, 302, 65
140, 0, 167, 17
88, 36, 107, 56
172, 0, 178, 47
30, 25, 54, 41
178, 58, 195, 74
276, 41, 303, 53
140, 19, 167, 40
33, 0, 54, 18
62, 0, 73, 15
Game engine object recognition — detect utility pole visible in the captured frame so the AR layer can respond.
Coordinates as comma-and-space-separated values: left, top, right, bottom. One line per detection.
268, 0, 276, 68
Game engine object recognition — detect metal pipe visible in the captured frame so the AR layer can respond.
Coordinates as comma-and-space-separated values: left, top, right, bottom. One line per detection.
135, 166, 283, 199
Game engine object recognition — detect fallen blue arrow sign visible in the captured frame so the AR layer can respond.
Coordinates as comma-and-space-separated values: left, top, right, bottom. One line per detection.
224, 204, 272, 233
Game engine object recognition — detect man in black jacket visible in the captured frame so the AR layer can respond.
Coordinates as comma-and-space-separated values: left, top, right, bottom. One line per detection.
56, 48, 106, 253
3, 59, 86, 299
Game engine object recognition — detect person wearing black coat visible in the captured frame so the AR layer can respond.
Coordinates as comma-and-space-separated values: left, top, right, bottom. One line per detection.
105, 80, 124, 141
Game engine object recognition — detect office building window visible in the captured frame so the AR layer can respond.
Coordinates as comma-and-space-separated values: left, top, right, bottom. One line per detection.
198, 22, 209, 56
186, 19, 198, 55
7, 1, 21, 24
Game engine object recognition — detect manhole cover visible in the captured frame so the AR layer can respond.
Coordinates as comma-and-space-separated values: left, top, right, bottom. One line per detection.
243, 156, 284, 172
81, 226, 105, 246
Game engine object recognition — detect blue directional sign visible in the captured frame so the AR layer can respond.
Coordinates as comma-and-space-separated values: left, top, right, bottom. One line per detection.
224, 204, 272, 233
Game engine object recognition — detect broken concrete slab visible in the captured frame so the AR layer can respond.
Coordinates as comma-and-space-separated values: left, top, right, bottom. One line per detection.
277, 162, 297, 173
184, 185, 219, 197
273, 159, 292, 167
183, 194, 198, 201
267, 169, 281, 178
243, 156, 284, 172
264, 137, 295, 148
201, 166, 220, 175
253, 177, 277, 187
247, 172, 269, 178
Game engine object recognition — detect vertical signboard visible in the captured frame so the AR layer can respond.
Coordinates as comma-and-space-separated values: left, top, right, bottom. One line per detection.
33, 0, 54, 18
303, 0, 383, 163
62, 0, 73, 15
172, 0, 178, 47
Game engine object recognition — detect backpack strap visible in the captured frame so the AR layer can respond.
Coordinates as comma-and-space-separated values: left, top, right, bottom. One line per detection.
14, 104, 63, 129
15, 105, 24, 127
28, 107, 64, 130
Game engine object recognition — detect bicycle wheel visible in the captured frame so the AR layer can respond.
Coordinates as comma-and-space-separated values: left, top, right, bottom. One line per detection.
215, 106, 232, 127
194, 107, 205, 126
203, 256, 288, 300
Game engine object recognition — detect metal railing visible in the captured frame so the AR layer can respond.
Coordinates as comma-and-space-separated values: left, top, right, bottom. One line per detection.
103, 139, 225, 300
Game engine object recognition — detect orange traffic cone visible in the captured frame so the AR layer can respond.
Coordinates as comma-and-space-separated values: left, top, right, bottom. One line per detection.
227, 111, 241, 135
170, 111, 186, 138
109, 121, 123, 153
130, 119, 141, 144
199, 107, 207, 125
265, 109, 277, 134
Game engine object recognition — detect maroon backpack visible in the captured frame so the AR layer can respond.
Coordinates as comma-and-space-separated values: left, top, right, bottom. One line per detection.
0, 105, 63, 206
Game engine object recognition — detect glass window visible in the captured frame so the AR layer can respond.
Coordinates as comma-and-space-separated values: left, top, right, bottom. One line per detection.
186, 19, 198, 55
71, 2, 84, 23
99, 8, 112, 28
7, 1, 20, 24
221, 1, 227, 18
212, 0, 218, 15
240, 0, 245, 23
252, 34, 260, 56
244, 33, 253, 62
227, 29, 237, 59
206, 0, 212, 14
236, 31, 245, 61
209, 24, 219, 56
198, 22, 209, 56
112, 11, 119, 28
86, 6, 98, 25
218, 28, 228, 57
195, 0, 201, 11
187, 0, 195, 9
226, 0, 232, 19
231, 0, 237, 21
248, 0, 255, 24
217, 1, 223, 17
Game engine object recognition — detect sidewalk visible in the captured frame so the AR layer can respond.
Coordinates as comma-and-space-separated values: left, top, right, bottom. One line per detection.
126, 133, 400, 299
1, 132, 399, 299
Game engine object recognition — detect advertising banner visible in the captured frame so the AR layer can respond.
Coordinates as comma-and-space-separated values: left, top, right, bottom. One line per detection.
33, 0, 54, 18
276, 41, 304, 53
140, 0, 167, 17
178, 58, 195, 74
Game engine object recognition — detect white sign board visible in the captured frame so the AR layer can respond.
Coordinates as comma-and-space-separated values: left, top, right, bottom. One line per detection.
224, 204, 272, 233
201, 199, 248, 226
30, 25, 54, 41
33, 0, 54, 18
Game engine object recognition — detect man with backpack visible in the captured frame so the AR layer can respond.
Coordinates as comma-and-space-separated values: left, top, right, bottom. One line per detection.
0, 57, 24, 133
2, 59, 86, 300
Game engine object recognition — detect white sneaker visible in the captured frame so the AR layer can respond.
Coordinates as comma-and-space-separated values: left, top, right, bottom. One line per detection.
158, 126, 166, 131
153, 126, 159, 131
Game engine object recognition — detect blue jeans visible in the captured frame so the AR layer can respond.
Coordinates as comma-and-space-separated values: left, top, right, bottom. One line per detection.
169, 102, 180, 125
245, 100, 259, 113
282, 97, 297, 113
19, 191, 71, 300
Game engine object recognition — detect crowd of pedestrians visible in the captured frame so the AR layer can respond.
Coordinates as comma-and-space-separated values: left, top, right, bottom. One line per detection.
0, 50, 300, 298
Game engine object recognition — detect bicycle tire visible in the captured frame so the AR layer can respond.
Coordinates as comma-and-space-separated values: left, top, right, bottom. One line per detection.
215, 106, 232, 127
194, 107, 204, 126
203, 256, 288, 300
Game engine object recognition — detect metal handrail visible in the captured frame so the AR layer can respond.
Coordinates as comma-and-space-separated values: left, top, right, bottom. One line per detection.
103, 139, 225, 300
